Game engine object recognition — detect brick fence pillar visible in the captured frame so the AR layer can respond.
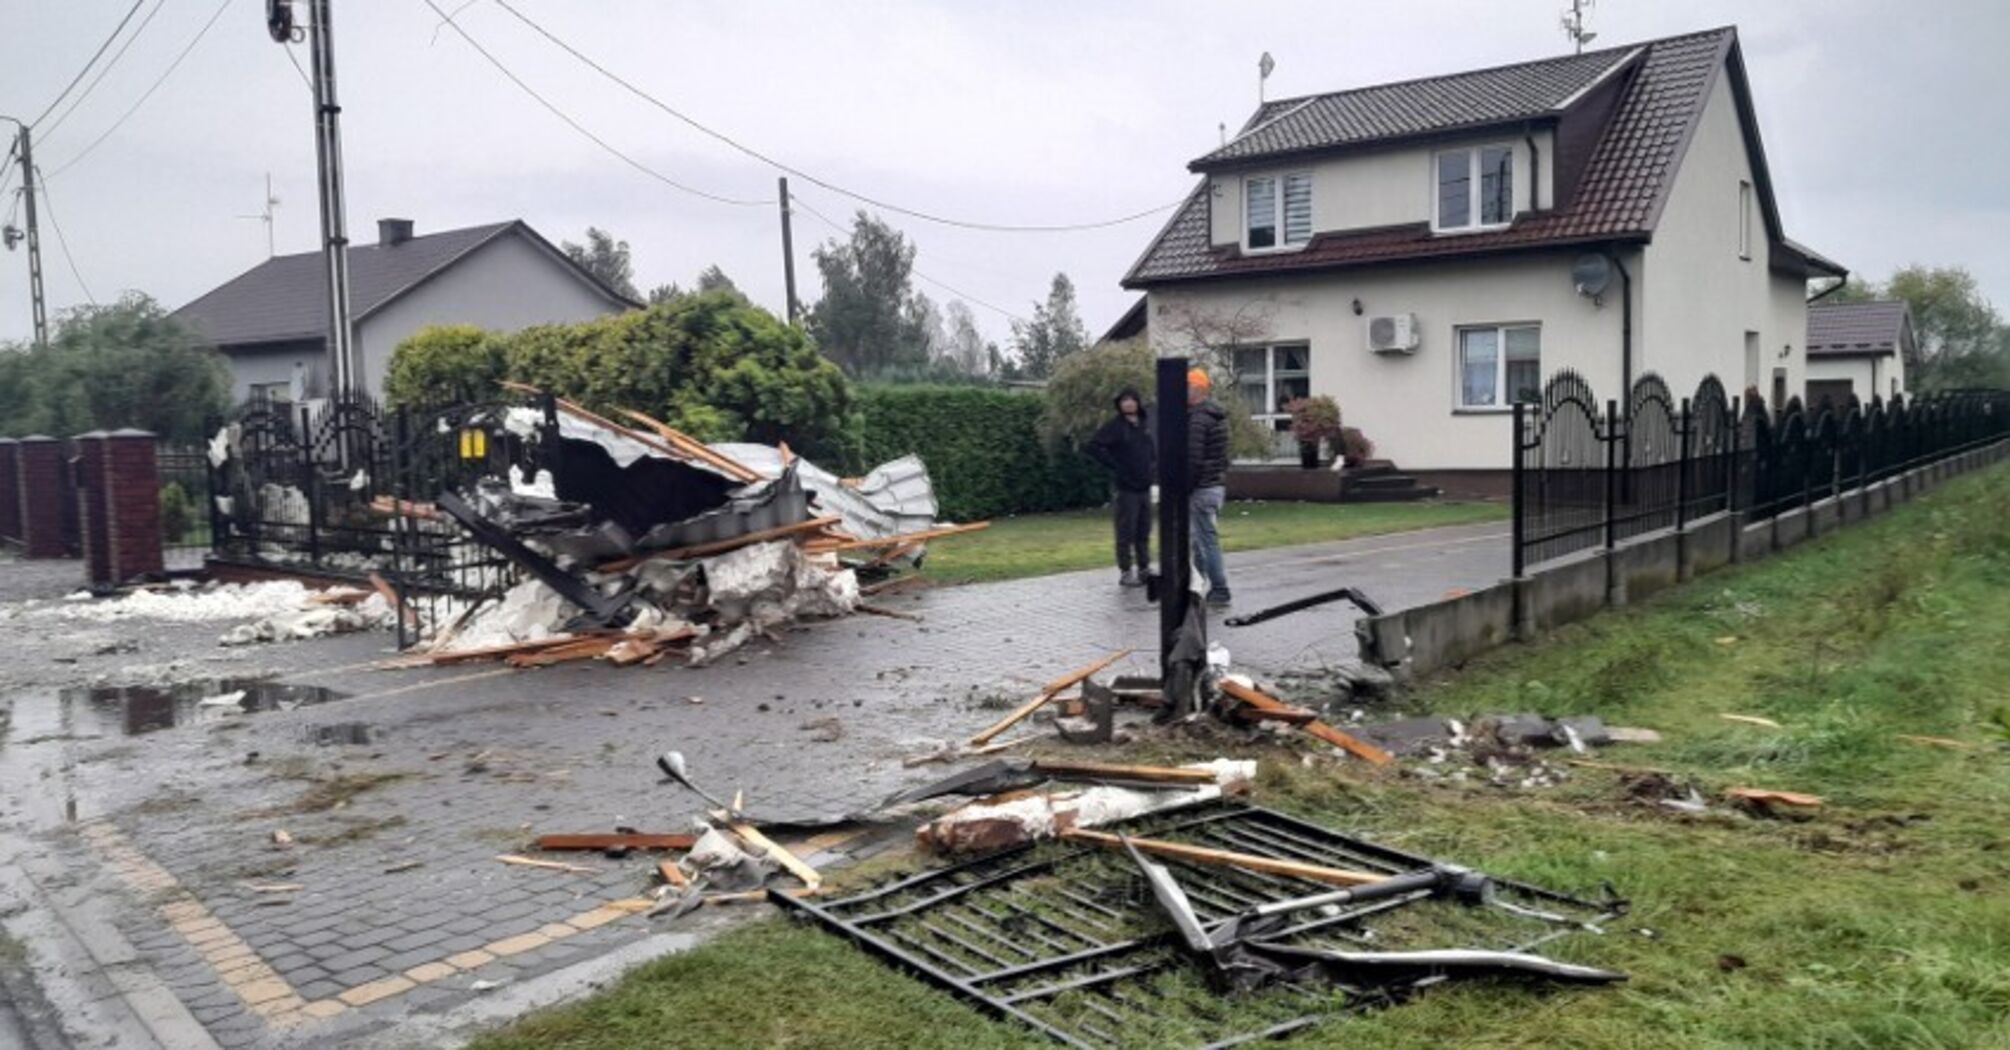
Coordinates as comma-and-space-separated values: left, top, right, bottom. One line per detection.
17, 436, 68, 559
0, 438, 18, 543
76, 430, 163, 586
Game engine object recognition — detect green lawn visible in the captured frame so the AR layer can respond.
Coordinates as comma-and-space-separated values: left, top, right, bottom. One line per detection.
471, 464, 2010, 1050
920, 499, 1507, 584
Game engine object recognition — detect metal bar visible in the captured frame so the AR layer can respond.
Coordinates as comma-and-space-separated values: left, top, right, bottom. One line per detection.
1603, 400, 1619, 550
915, 920, 1014, 969
1000, 960, 1170, 1005
1156, 356, 1191, 688
1512, 400, 1526, 577
969, 936, 1164, 987
1675, 397, 1691, 530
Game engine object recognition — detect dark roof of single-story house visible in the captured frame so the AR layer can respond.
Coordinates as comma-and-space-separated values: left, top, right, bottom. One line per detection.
1808, 299, 1913, 358
1098, 296, 1147, 344
173, 220, 637, 348
1124, 27, 1845, 288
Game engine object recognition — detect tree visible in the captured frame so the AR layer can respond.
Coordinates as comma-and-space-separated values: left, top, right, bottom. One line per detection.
1041, 336, 1155, 445
1830, 266, 2005, 390
806, 212, 933, 375
561, 227, 640, 300
942, 301, 990, 376
696, 265, 739, 295
383, 325, 505, 407
1009, 273, 1090, 380
0, 293, 230, 445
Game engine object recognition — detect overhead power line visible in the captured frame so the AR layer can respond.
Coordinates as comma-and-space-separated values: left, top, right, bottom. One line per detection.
489, 0, 1183, 235
43, 0, 239, 181
29, 0, 148, 127
35, 169, 97, 305
421, 0, 771, 207
39, 0, 168, 143
789, 192, 1028, 325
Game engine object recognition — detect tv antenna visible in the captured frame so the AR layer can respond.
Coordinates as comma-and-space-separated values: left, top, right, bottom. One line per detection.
237, 173, 280, 258
1561, 0, 1597, 54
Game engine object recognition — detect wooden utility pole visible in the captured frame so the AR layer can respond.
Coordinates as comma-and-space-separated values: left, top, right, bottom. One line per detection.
778, 176, 799, 324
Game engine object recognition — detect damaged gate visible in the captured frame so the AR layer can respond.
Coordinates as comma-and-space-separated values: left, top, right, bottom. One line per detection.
775, 801, 1624, 1049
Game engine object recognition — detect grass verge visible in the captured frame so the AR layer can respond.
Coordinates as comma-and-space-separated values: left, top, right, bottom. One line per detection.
470, 464, 2010, 1050
920, 499, 1506, 584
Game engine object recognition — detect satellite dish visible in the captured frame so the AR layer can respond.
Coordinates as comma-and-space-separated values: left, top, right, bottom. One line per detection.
1572, 253, 1612, 298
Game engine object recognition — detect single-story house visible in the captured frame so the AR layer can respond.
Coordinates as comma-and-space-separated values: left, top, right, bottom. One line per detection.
1120, 26, 1845, 490
174, 218, 636, 402
1805, 299, 1911, 407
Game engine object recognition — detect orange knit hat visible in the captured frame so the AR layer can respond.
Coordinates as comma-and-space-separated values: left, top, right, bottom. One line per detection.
1186, 368, 1211, 391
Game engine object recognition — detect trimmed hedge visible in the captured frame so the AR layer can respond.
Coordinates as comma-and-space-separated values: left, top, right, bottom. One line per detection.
850, 385, 1107, 521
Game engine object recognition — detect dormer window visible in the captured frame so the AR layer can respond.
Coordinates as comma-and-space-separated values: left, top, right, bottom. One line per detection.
1434, 145, 1513, 232
1244, 173, 1311, 251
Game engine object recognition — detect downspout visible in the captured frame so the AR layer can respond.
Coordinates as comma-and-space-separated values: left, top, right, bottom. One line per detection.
1606, 249, 1632, 408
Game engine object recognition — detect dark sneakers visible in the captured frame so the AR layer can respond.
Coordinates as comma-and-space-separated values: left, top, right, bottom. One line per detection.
1120, 568, 1145, 587
1204, 590, 1232, 606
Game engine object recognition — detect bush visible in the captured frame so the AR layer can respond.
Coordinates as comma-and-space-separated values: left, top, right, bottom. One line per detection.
851, 385, 1105, 521
383, 293, 851, 452
1042, 337, 1272, 460
159, 481, 194, 543
0, 294, 230, 444
383, 325, 505, 408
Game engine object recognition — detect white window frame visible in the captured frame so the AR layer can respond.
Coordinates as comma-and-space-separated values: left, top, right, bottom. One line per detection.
1453, 323, 1541, 412
1738, 180, 1753, 260
1242, 172, 1313, 253
1432, 144, 1516, 233
1231, 342, 1312, 458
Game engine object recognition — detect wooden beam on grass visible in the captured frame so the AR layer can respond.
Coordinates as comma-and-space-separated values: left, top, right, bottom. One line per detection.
1218, 678, 1394, 766
967, 649, 1132, 746
1725, 787, 1823, 808
716, 815, 822, 891
1062, 829, 1387, 888
1029, 760, 1219, 786
824, 521, 990, 552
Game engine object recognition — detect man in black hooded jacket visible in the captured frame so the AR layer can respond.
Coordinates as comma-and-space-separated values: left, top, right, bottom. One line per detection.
1085, 386, 1155, 586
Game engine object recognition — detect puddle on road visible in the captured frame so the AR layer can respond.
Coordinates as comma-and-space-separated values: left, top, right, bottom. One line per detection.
53, 678, 349, 737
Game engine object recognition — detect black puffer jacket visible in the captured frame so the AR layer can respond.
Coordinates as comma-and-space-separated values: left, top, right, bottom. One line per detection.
1188, 399, 1230, 489
1086, 387, 1155, 491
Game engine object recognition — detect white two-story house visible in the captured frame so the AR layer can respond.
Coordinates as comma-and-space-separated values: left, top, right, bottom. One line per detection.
1122, 26, 1845, 492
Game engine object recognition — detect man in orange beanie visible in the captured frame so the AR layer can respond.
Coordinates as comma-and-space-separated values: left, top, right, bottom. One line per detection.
1185, 368, 1231, 605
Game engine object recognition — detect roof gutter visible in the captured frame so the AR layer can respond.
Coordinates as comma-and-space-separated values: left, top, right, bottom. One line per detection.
1806, 275, 1850, 304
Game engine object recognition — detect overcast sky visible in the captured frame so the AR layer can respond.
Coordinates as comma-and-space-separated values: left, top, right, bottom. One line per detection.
1, 0, 2006, 349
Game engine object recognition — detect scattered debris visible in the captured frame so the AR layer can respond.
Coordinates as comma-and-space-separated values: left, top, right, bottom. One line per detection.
534, 831, 698, 853
1218, 676, 1394, 765
495, 853, 598, 874
241, 882, 304, 893
967, 650, 1133, 746
1726, 787, 1823, 810
1720, 713, 1784, 729
382, 861, 424, 874
269, 829, 294, 849
915, 758, 1254, 853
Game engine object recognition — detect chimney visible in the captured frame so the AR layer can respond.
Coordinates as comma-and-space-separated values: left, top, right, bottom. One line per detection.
377, 218, 415, 246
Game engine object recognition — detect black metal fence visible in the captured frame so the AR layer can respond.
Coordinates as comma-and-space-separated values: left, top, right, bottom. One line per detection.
1513, 372, 2010, 575
157, 442, 214, 572
207, 391, 562, 645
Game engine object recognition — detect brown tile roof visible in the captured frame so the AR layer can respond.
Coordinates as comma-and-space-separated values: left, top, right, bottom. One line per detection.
1196, 49, 1635, 168
1808, 300, 1910, 357
1126, 28, 1776, 288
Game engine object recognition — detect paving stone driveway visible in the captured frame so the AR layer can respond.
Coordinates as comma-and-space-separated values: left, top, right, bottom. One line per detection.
0, 520, 1506, 1048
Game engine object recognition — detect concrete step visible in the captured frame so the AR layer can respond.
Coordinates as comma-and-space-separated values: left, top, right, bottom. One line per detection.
1347, 473, 1424, 490
1339, 485, 1442, 503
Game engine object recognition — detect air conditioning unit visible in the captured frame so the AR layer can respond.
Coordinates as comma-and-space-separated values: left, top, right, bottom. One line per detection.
1366, 313, 1419, 354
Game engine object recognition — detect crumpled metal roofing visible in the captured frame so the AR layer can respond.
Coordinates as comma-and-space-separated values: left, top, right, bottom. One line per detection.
711, 444, 940, 541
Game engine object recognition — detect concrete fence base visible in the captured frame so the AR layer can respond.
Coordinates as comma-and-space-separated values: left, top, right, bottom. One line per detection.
1359, 438, 2010, 678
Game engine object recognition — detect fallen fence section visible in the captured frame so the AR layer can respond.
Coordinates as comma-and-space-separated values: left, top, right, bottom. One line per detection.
1359, 374, 2010, 676
776, 800, 1623, 1049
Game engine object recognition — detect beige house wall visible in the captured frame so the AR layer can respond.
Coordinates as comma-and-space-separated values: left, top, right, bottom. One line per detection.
1206, 131, 1553, 248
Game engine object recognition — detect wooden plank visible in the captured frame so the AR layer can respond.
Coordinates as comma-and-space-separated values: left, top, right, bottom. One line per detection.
1029, 760, 1219, 786
719, 817, 822, 891
1895, 734, 1972, 750
533, 832, 698, 852
596, 515, 843, 573
967, 650, 1132, 746
614, 407, 764, 482
428, 634, 583, 665
495, 854, 597, 874
1725, 787, 1823, 808
1235, 706, 1318, 726
860, 574, 925, 597
1218, 679, 1394, 766
1720, 713, 1784, 729
506, 637, 616, 668
368, 572, 418, 630
823, 521, 990, 552
1062, 829, 1386, 888
656, 859, 689, 888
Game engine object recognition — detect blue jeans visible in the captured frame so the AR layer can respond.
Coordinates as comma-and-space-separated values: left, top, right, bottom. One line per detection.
1189, 485, 1228, 596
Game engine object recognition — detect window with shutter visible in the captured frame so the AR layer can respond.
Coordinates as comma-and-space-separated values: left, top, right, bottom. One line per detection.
1282, 174, 1312, 245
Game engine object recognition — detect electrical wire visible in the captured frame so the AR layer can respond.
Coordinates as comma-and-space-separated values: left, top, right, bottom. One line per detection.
490, 0, 1183, 234
35, 169, 98, 305
283, 41, 312, 91
29, 0, 147, 128
38, 0, 168, 143
421, 0, 770, 207
790, 192, 1027, 324
42, 0, 239, 181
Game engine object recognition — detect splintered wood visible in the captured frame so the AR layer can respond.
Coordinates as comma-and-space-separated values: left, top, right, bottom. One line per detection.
1062, 829, 1388, 887
968, 650, 1134, 746
1218, 678, 1395, 766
